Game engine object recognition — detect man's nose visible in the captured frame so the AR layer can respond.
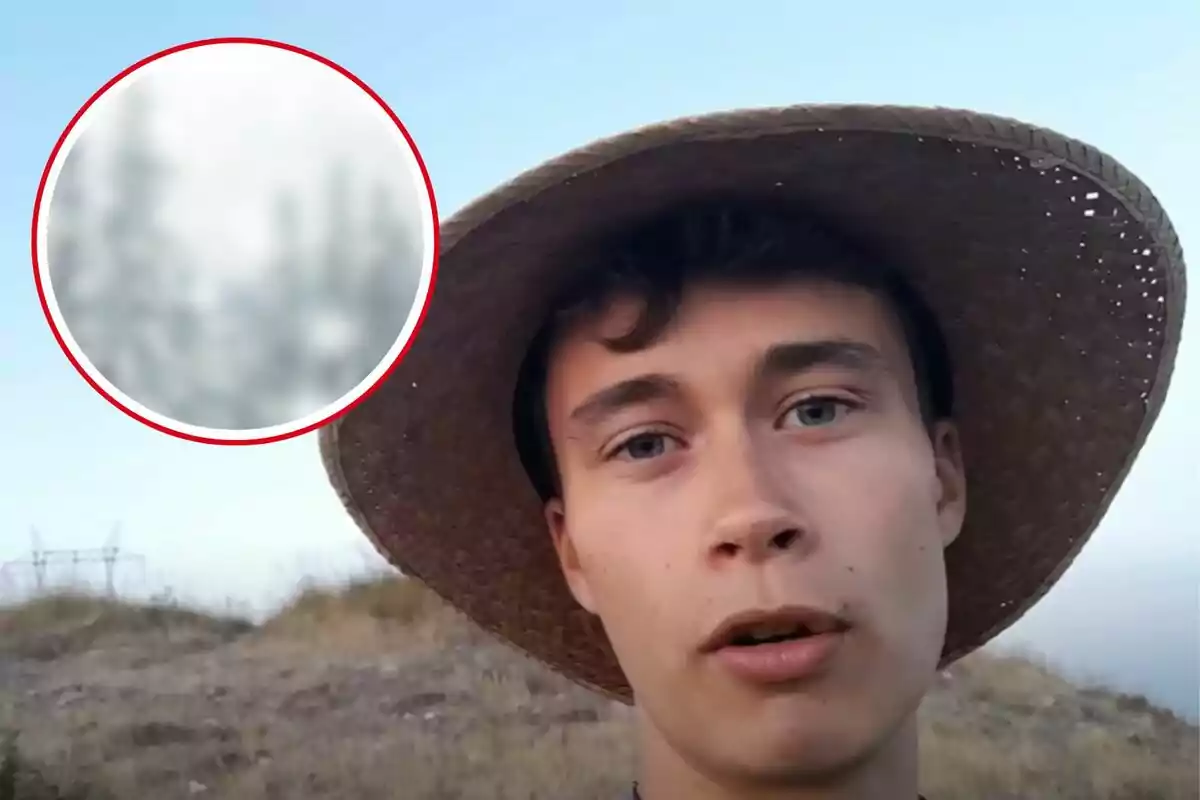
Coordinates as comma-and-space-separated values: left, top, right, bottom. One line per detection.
705, 432, 811, 565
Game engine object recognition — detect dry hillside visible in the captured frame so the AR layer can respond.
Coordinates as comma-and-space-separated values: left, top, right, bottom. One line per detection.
1, 578, 1196, 799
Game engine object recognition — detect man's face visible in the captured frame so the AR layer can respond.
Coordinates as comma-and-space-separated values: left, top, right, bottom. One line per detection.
541, 280, 967, 785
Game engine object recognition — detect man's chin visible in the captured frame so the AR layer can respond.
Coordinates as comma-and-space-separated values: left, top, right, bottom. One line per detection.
701, 731, 874, 790
703, 695, 897, 786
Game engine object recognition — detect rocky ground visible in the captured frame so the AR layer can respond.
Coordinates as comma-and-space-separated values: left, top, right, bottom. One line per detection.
1, 580, 1196, 799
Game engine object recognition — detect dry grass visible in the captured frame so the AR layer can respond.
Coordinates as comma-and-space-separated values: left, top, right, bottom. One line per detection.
257, 575, 469, 652
1, 578, 1195, 799
0, 592, 251, 662
918, 654, 1198, 798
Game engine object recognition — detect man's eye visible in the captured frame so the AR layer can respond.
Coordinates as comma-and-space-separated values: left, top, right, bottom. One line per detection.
780, 397, 856, 429
611, 432, 677, 461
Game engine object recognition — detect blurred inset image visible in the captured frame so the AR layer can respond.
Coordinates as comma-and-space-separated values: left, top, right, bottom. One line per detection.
39, 41, 433, 435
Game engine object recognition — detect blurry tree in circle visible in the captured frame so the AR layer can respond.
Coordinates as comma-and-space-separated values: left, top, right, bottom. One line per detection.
46, 139, 87, 321
49, 85, 195, 407
45, 80, 424, 431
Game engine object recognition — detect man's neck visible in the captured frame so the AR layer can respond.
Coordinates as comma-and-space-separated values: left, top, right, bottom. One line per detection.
634, 713, 920, 800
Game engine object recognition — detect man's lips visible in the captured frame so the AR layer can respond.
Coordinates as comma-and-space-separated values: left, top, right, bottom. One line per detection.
699, 605, 851, 653
699, 605, 852, 685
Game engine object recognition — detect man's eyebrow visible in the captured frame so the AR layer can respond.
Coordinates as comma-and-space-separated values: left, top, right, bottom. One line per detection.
568, 374, 683, 426
756, 339, 887, 382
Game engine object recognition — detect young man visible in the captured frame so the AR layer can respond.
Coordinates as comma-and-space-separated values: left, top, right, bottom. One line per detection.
320, 105, 1186, 799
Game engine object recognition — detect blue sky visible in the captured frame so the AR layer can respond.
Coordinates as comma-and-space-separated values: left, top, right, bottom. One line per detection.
1, 2, 1196, 715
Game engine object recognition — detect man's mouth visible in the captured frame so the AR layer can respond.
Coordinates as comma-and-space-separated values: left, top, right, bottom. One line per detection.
701, 606, 851, 652
699, 606, 852, 684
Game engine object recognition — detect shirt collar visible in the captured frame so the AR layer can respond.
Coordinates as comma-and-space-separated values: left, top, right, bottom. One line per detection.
631, 786, 927, 799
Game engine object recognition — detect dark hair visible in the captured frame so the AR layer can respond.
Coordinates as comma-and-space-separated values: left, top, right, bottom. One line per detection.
512, 197, 955, 501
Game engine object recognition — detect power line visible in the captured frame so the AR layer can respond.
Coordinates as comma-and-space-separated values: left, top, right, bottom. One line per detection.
1, 525, 146, 598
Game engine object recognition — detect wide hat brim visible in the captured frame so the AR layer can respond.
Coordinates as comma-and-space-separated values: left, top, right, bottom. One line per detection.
320, 104, 1186, 703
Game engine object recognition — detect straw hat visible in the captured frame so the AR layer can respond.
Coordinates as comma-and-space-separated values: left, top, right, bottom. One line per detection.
319, 104, 1187, 703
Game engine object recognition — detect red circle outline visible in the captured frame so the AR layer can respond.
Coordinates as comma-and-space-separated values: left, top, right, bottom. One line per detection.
30, 37, 441, 446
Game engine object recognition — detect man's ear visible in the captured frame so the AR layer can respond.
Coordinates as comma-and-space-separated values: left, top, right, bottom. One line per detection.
545, 498, 598, 613
931, 420, 967, 548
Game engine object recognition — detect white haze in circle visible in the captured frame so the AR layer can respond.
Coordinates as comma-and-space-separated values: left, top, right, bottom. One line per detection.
141, 44, 424, 282
39, 42, 434, 436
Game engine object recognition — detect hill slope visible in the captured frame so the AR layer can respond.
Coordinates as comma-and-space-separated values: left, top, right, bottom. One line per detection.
1, 579, 1195, 799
